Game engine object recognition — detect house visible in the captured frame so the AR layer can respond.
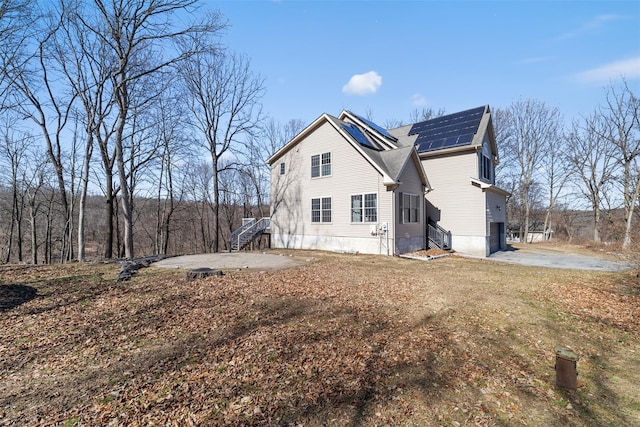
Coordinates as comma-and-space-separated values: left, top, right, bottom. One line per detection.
264, 105, 509, 257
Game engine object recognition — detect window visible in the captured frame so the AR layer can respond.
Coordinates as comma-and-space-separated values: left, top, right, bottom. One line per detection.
311, 197, 332, 223
351, 193, 377, 222
279, 162, 285, 175
480, 154, 493, 183
400, 193, 420, 224
311, 152, 331, 178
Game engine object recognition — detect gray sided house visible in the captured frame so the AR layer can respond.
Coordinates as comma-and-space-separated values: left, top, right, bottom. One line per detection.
266, 106, 509, 257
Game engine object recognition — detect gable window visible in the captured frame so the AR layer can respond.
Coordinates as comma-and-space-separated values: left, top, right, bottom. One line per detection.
279, 162, 285, 175
400, 193, 420, 224
351, 193, 377, 223
311, 152, 331, 178
480, 154, 493, 183
311, 197, 332, 223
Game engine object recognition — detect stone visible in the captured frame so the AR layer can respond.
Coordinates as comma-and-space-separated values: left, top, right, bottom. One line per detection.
186, 268, 224, 280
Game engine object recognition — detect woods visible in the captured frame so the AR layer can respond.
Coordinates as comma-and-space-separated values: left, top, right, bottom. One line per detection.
0, 0, 274, 262
0, 0, 639, 264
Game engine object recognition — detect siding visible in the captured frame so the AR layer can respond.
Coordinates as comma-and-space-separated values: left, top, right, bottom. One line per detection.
421, 151, 486, 237
270, 120, 397, 255
395, 157, 426, 253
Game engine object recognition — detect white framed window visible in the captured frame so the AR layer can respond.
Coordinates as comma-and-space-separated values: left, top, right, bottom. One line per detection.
311, 152, 331, 178
311, 197, 332, 223
279, 162, 285, 175
400, 193, 420, 224
351, 193, 377, 222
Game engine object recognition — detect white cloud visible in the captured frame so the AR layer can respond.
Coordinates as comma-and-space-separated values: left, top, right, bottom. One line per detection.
518, 56, 551, 64
342, 71, 382, 95
410, 93, 427, 106
575, 56, 640, 83
557, 14, 626, 40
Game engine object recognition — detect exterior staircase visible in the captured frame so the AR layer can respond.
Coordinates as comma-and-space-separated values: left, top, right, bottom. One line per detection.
428, 220, 452, 250
230, 217, 270, 251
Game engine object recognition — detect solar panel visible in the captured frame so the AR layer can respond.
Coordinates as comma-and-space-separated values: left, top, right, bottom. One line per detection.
352, 112, 392, 138
410, 106, 485, 153
342, 123, 380, 150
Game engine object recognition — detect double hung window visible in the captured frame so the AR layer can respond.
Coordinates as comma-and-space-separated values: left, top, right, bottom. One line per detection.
311, 152, 331, 178
400, 193, 420, 224
311, 197, 332, 223
351, 193, 377, 222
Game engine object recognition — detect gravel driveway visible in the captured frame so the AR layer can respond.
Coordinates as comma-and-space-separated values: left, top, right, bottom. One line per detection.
487, 244, 634, 271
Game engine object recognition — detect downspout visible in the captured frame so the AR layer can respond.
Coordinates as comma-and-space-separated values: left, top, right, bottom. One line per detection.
390, 184, 396, 256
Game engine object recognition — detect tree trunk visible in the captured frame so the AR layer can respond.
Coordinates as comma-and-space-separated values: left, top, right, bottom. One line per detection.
213, 166, 220, 253
622, 174, 640, 250
29, 206, 37, 264
593, 200, 601, 243
77, 136, 93, 261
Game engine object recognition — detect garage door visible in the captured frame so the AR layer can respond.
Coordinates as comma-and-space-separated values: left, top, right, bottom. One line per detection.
489, 222, 502, 253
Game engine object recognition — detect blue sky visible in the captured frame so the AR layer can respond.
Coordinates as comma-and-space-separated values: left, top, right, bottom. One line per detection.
215, 0, 638, 127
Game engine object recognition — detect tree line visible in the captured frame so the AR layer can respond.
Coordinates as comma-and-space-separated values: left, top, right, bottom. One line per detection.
494, 81, 639, 249
1, 1, 638, 264
0, 0, 304, 263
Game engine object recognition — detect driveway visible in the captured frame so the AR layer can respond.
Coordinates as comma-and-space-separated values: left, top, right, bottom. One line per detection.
487, 243, 634, 271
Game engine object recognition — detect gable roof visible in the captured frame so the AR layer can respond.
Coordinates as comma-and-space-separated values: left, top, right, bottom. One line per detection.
266, 112, 429, 189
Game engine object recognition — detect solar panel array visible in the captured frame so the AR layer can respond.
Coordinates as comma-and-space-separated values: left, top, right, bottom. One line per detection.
342, 123, 380, 150
409, 106, 485, 153
352, 112, 393, 138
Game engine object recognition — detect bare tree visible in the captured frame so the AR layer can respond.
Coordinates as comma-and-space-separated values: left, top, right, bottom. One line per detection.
567, 113, 618, 242
409, 106, 446, 124
240, 118, 305, 220
182, 47, 265, 252
81, 0, 224, 259
0, 120, 31, 262
3, 7, 78, 261
498, 99, 562, 243
150, 87, 187, 255
540, 120, 570, 240
598, 79, 640, 249
24, 149, 50, 264
0, 0, 37, 109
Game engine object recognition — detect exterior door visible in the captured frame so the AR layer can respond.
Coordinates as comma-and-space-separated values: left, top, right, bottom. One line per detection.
489, 222, 502, 253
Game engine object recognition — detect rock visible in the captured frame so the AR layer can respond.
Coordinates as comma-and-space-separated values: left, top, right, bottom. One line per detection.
186, 268, 224, 280
117, 255, 166, 281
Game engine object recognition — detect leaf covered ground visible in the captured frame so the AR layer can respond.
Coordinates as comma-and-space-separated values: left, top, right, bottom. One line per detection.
1, 250, 638, 426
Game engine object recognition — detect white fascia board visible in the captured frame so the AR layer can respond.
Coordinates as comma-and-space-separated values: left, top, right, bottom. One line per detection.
470, 177, 511, 197
266, 114, 329, 165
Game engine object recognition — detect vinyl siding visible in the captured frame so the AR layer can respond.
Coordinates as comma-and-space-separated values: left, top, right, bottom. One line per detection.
421, 151, 486, 237
486, 191, 506, 230
395, 157, 426, 253
270, 121, 397, 254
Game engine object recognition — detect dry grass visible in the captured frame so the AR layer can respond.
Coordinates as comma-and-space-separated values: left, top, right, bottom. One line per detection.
1, 251, 638, 426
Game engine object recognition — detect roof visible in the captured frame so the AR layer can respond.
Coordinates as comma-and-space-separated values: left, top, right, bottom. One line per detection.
266, 112, 429, 189
389, 105, 498, 159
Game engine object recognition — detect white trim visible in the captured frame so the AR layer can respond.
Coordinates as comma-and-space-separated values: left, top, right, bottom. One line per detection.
350, 192, 378, 223
310, 196, 332, 224
310, 151, 332, 179
470, 177, 511, 197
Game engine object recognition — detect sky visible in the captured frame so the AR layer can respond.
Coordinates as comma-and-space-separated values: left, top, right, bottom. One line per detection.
211, 0, 640, 127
